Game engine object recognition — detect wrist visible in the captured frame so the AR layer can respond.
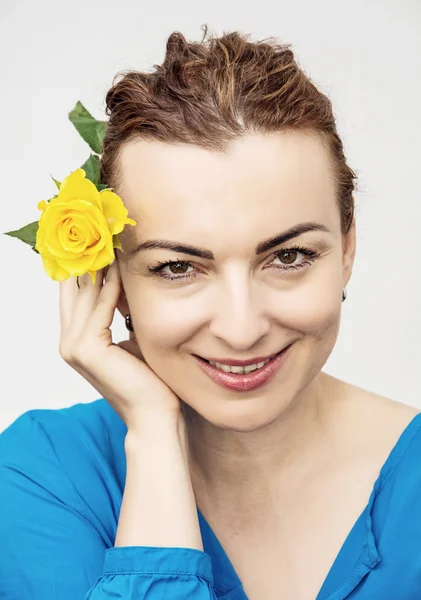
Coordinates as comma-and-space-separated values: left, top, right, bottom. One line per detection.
124, 411, 185, 452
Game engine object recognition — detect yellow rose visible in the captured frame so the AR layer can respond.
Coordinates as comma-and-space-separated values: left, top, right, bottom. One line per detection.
35, 168, 136, 284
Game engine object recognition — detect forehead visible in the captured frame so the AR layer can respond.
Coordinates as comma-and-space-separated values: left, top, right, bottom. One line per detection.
117, 131, 339, 248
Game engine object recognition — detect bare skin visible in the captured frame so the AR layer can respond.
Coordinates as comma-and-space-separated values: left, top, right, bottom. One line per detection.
188, 376, 419, 599
59, 130, 418, 599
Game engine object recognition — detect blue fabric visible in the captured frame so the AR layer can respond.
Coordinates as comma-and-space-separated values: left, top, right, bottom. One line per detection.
1, 399, 421, 599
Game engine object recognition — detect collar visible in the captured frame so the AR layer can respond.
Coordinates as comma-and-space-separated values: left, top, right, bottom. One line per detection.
197, 482, 381, 600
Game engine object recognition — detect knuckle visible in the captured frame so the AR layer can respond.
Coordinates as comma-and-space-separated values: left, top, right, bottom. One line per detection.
58, 339, 72, 362
59, 337, 89, 367
71, 341, 92, 367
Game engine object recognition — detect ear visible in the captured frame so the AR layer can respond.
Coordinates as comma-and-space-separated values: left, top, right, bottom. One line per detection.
342, 219, 356, 288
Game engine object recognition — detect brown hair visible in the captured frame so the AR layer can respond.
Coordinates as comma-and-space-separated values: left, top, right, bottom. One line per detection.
101, 25, 356, 234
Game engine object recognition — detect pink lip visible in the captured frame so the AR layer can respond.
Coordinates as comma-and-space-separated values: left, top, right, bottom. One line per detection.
195, 345, 292, 392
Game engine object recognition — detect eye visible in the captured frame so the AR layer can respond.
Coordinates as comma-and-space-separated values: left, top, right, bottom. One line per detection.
275, 249, 299, 265
271, 246, 319, 270
147, 259, 197, 281
146, 245, 321, 282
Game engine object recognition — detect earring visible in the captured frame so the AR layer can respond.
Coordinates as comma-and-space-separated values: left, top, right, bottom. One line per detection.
125, 313, 134, 332
342, 288, 347, 302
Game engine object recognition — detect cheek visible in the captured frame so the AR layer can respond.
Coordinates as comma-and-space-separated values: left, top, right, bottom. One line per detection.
133, 299, 196, 350
122, 274, 194, 348
276, 275, 342, 339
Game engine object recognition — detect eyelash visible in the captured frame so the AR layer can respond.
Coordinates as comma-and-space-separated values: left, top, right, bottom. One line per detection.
146, 245, 321, 282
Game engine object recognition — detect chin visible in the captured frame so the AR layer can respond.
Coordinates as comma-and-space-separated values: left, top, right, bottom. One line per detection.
186, 394, 293, 433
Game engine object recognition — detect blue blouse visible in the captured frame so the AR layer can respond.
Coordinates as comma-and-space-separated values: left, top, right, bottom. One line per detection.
1, 398, 421, 599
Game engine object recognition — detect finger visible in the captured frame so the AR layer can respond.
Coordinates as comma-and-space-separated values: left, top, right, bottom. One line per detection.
72, 268, 106, 332
59, 274, 79, 336
86, 261, 121, 338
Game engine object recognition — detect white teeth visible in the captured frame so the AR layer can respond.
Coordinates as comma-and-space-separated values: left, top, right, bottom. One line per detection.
208, 358, 272, 374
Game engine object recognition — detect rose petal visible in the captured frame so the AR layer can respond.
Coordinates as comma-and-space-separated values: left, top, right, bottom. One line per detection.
40, 254, 71, 281
99, 189, 137, 235
58, 168, 102, 210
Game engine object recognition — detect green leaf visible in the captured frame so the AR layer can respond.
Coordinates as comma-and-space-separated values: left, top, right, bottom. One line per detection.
69, 101, 107, 154
96, 183, 108, 192
3, 221, 39, 248
50, 175, 61, 190
113, 234, 123, 251
81, 154, 101, 185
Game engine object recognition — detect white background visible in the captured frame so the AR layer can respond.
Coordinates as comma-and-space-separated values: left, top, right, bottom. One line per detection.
1, 0, 420, 432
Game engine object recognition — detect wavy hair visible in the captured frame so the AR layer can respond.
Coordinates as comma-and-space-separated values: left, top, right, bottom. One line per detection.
101, 25, 356, 233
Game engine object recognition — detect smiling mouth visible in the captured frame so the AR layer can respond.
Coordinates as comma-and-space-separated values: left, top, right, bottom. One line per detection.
195, 346, 288, 367
193, 344, 292, 390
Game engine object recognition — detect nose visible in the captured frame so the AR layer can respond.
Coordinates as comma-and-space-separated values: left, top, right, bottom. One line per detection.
208, 279, 270, 351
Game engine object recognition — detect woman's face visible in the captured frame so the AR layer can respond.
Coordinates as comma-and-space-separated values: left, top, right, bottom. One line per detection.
115, 131, 355, 432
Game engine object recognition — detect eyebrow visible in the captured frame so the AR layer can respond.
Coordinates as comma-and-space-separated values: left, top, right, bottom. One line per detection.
128, 222, 331, 260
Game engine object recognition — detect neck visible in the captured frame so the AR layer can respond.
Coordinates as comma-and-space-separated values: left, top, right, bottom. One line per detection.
184, 372, 350, 512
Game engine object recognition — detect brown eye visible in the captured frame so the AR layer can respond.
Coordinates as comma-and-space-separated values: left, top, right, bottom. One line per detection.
278, 250, 298, 265
169, 261, 190, 274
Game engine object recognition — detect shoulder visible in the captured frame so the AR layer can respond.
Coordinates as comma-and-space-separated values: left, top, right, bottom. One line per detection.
1, 396, 127, 447
334, 374, 421, 439
343, 391, 421, 584
358, 395, 421, 544
1, 398, 127, 468
328, 375, 421, 481
352, 386, 420, 440
342, 383, 421, 487
0, 399, 128, 533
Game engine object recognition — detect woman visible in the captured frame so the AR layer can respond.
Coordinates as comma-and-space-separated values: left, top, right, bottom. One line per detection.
1, 27, 420, 600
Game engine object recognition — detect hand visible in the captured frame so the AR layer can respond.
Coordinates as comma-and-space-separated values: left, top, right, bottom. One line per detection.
58, 260, 182, 432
